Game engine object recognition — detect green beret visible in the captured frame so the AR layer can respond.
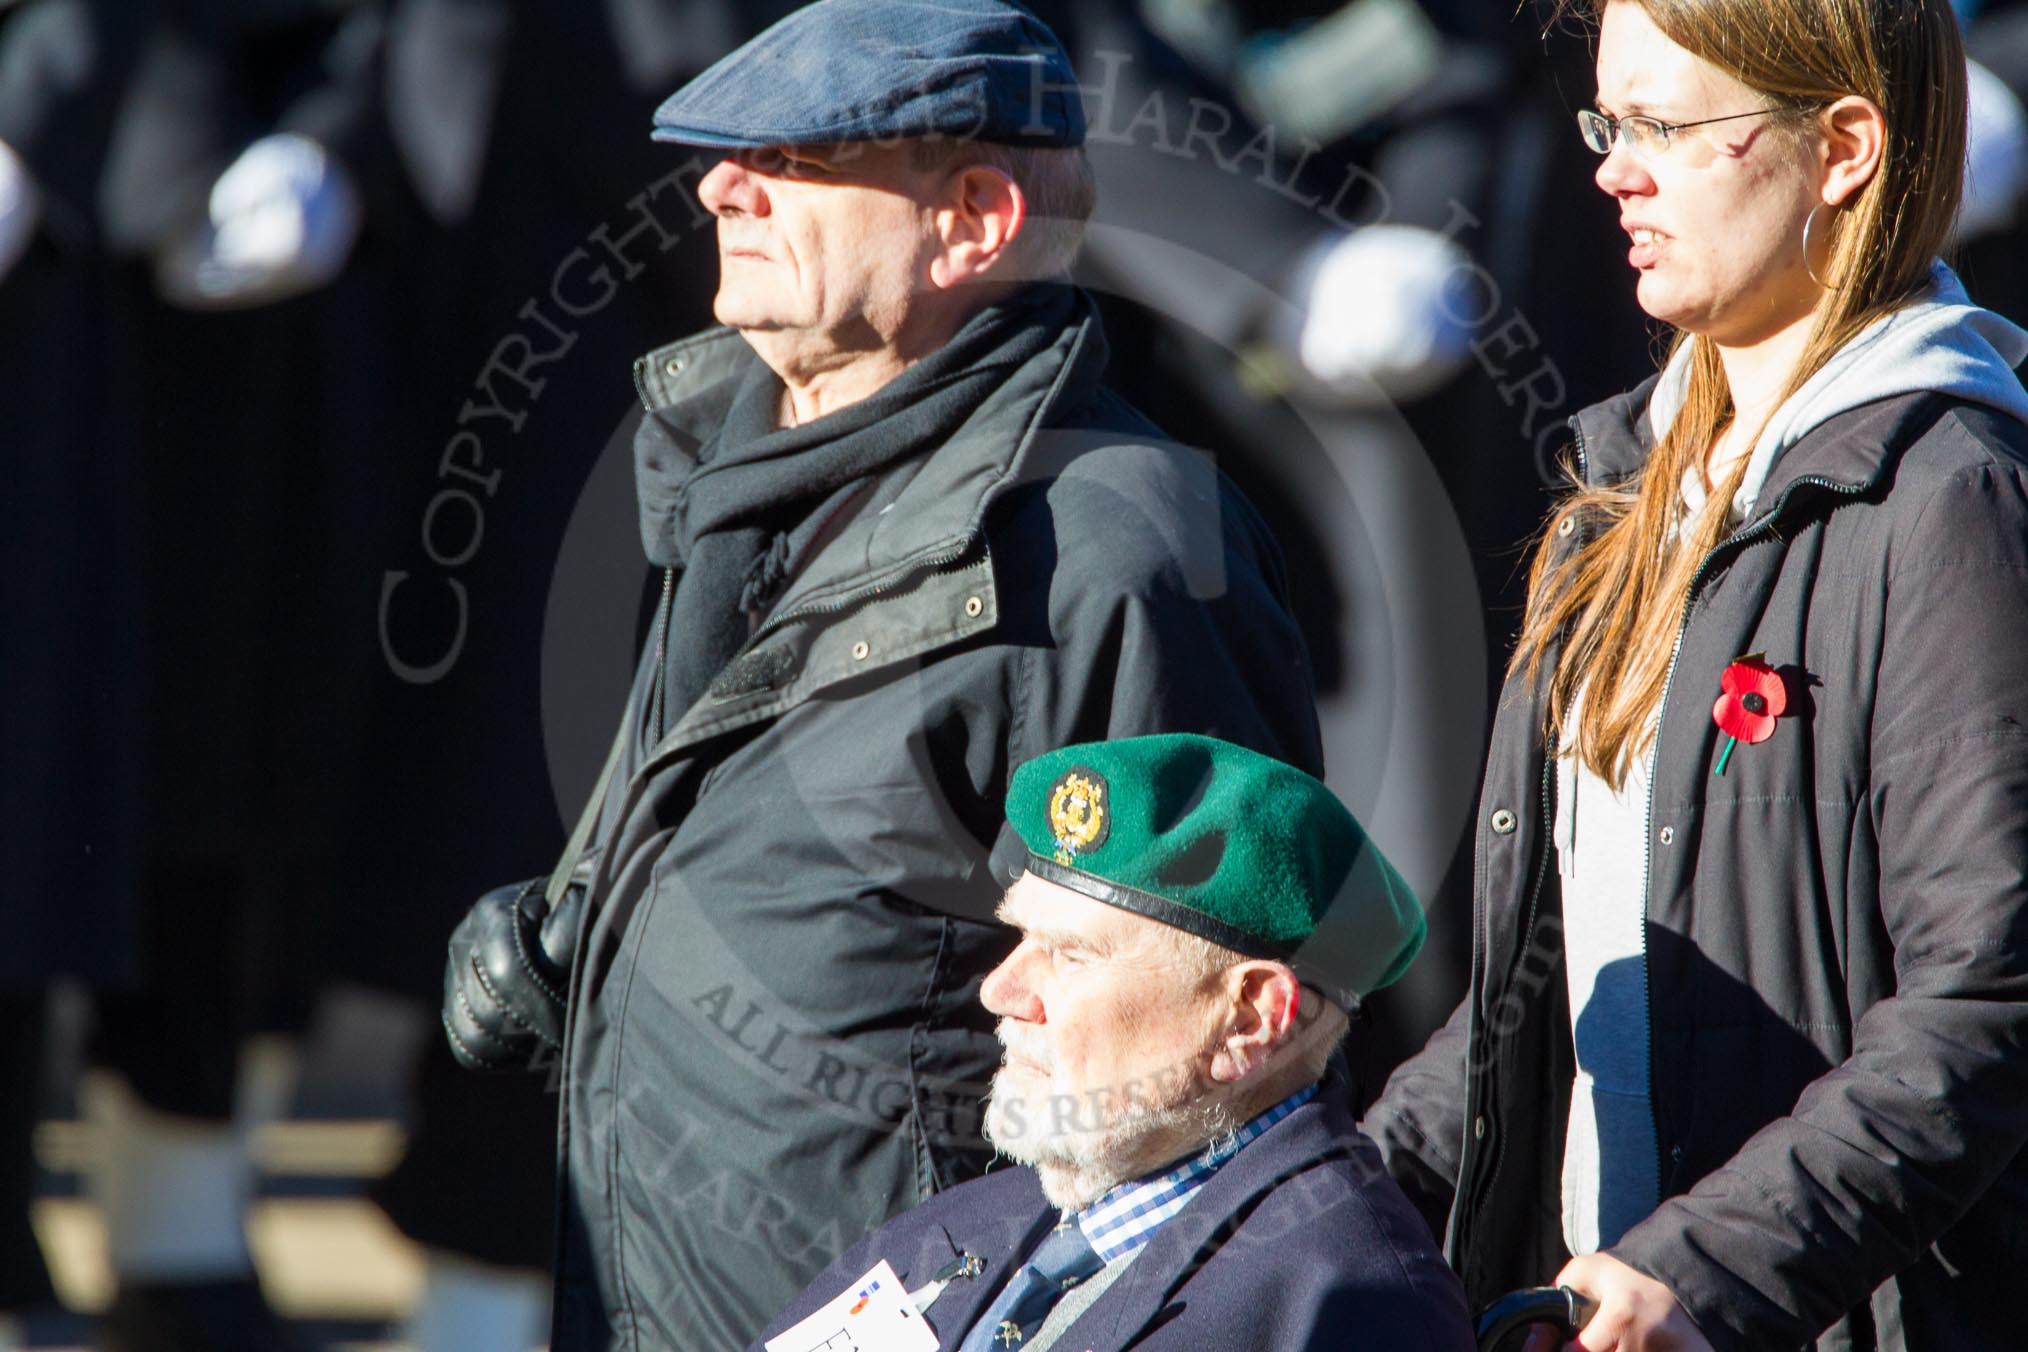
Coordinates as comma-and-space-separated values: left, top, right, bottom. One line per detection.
1007, 734, 1425, 1005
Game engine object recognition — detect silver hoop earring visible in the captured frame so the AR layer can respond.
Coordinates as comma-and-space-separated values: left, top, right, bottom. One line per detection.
1803, 201, 1840, 290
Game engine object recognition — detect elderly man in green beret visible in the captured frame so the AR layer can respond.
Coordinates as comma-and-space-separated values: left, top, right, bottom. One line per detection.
748, 735, 1474, 1352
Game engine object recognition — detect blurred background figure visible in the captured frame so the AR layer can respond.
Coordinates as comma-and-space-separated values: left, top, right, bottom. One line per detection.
0, 0, 746, 1346
1955, 0, 2028, 310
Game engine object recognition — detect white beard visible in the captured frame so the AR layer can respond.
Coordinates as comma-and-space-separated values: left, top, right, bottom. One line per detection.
981, 1056, 1237, 1211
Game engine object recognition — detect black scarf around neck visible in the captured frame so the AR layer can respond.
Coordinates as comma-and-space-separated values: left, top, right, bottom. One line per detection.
650, 283, 1077, 738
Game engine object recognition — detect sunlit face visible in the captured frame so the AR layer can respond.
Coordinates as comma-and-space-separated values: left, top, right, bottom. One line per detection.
979, 872, 1232, 1207
1593, 2, 1825, 345
696, 142, 946, 356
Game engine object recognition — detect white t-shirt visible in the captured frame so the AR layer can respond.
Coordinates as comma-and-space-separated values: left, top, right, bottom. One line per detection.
1555, 699, 1662, 1256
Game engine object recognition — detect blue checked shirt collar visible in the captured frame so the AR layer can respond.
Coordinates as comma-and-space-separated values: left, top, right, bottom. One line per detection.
1071, 1083, 1317, 1266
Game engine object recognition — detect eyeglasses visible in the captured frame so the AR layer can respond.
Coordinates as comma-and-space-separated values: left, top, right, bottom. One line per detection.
1576, 106, 1800, 160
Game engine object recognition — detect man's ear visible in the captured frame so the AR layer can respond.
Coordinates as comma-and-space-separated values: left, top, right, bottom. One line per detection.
928, 163, 1024, 289
1208, 962, 1302, 1084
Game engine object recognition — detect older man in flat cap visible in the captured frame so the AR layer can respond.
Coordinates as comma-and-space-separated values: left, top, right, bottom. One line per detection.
440, 1, 1324, 1347
749, 735, 1474, 1352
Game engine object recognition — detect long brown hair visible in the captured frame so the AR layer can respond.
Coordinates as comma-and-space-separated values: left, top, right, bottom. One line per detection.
1516, 0, 1966, 785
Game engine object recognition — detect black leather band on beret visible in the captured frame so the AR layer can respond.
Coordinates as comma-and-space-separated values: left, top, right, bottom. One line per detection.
1025, 853, 1298, 961
1023, 853, 1361, 1010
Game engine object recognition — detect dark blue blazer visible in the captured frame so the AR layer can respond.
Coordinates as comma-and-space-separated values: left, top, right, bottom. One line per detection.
746, 1086, 1475, 1352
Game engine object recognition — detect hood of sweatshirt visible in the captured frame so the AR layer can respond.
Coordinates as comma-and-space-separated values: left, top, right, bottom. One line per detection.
1649, 259, 2028, 519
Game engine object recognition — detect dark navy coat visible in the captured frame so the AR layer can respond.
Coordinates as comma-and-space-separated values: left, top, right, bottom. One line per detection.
749, 1085, 1474, 1352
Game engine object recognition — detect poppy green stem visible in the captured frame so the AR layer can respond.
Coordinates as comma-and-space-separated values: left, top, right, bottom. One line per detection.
1715, 736, 1737, 776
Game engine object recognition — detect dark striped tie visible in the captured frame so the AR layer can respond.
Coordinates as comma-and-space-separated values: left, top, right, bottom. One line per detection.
956, 1220, 1105, 1351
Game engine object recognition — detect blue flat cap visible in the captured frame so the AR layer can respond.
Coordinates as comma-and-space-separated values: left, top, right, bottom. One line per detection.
651, 0, 1085, 149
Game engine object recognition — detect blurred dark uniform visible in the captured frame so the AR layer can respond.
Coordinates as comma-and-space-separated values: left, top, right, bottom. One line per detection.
1959, 0, 2028, 321
0, 0, 753, 1325
345, 0, 761, 1267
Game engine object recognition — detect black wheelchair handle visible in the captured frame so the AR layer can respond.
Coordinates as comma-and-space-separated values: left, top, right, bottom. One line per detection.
1474, 1285, 1600, 1352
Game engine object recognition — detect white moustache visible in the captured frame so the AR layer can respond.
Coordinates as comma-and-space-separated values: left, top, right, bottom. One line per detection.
994, 1023, 1051, 1072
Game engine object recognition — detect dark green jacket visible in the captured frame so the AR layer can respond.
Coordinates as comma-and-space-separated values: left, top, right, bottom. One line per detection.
553, 292, 1323, 1351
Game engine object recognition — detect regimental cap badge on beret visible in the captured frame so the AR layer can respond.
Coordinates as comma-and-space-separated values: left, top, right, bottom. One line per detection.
1047, 768, 1109, 864
1006, 734, 1427, 1006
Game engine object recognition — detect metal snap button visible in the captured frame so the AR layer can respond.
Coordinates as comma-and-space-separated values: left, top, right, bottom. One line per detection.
1659, 826, 1675, 845
963, 595, 984, 618
1474, 1115, 1487, 1141
851, 640, 871, 661
1558, 516, 1577, 537
665, 357, 684, 376
1490, 809, 1517, 835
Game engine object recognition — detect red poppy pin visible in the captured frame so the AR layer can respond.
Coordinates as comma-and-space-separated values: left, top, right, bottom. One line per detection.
1712, 653, 1787, 775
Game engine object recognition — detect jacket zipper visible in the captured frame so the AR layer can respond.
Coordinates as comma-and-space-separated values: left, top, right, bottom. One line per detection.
651, 567, 675, 744
1639, 472, 1865, 1194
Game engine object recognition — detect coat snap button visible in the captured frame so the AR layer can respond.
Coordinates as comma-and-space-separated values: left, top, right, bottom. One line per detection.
964, 595, 984, 618
851, 640, 871, 661
1490, 809, 1517, 835
1557, 516, 1576, 537
665, 357, 684, 376
1659, 826, 1675, 845
1473, 1115, 1487, 1140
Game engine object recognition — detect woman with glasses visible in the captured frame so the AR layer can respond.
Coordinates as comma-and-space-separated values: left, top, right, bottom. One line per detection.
1363, 0, 2028, 1348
